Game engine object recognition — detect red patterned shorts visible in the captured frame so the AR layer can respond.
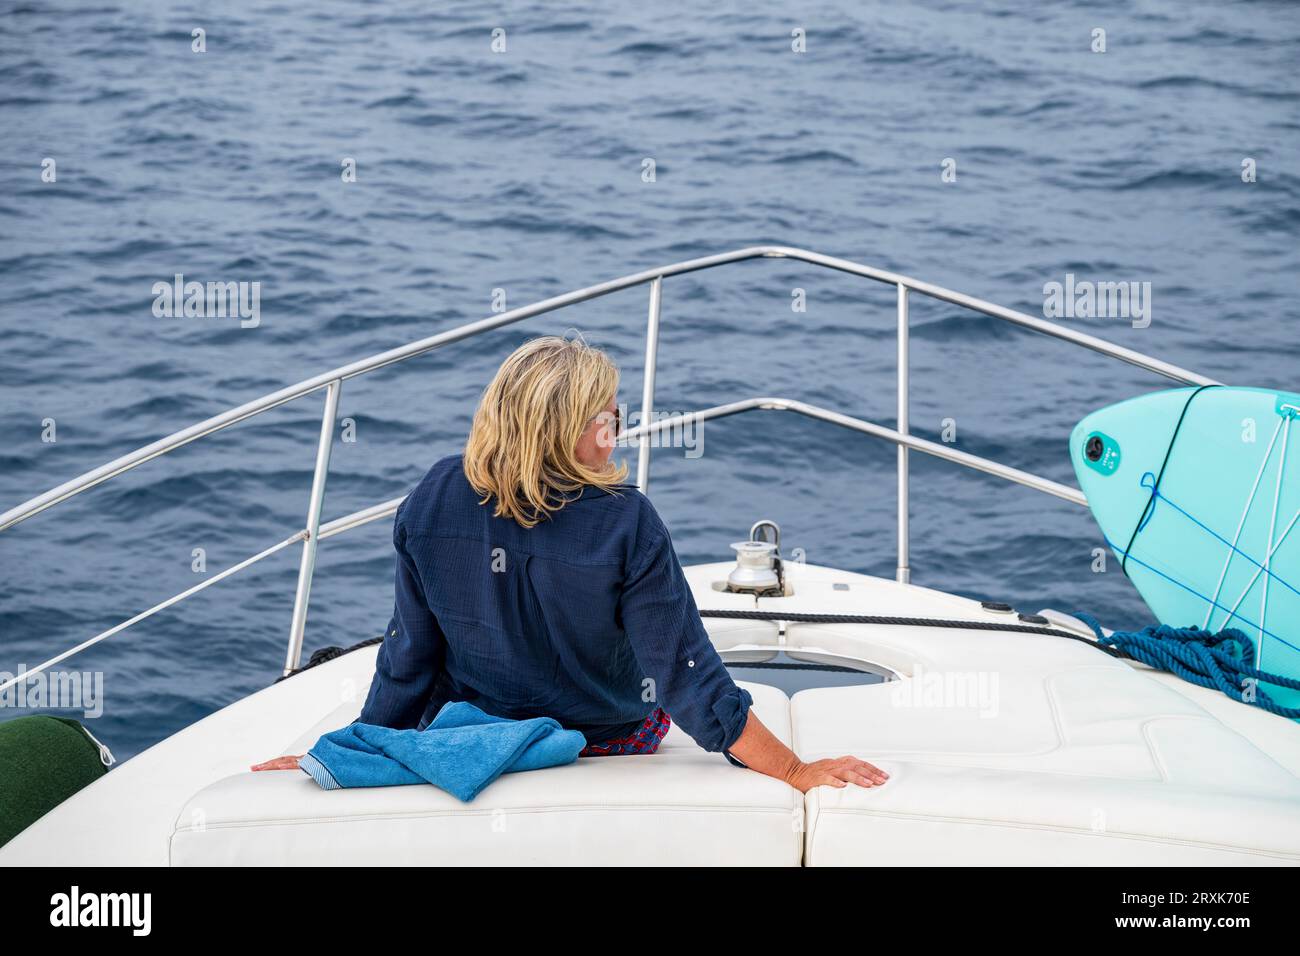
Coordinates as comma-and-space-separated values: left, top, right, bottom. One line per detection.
578, 707, 671, 757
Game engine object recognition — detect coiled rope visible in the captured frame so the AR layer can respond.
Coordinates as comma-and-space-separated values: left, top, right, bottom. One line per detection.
1074, 612, 1300, 719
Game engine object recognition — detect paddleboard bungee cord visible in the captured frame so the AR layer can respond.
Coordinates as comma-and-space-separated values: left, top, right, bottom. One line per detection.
1100, 532, 1294, 649
1119, 384, 1220, 577
1132, 485, 1300, 607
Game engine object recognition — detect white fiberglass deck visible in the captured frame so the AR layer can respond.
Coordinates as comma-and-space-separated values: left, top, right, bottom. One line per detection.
4, 560, 1297, 867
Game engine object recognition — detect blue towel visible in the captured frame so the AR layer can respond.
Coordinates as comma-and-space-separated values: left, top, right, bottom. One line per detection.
298, 701, 587, 802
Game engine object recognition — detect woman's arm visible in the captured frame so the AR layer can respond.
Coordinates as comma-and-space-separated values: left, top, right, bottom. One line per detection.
618, 506, 889, 793
354, 528, 448, 729
726, 709, 889, 793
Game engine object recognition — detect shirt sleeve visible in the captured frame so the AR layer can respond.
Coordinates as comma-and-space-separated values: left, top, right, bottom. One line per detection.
618, 505, 753, 759
356, 515, 448, 730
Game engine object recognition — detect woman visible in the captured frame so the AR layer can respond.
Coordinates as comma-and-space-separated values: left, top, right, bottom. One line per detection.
254, 335, 887, 794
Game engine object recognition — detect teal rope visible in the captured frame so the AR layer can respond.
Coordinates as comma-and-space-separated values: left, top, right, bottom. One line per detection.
1074, 613, 1300, 719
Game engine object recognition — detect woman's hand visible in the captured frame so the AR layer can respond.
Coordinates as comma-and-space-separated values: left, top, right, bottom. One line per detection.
250, 755, 303, 771
784, 756, 889, 794
726, 712, 891, 793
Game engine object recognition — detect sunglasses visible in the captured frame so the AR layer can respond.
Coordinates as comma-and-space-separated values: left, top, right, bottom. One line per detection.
589, 406, 622, 439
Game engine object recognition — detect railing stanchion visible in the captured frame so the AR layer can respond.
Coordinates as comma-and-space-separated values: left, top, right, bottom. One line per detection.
284, 379, 341, 675
636, 276, 662, 493
896, 283, 911, 584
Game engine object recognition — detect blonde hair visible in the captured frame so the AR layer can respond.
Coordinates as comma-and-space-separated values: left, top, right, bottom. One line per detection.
464, 335, 628, 527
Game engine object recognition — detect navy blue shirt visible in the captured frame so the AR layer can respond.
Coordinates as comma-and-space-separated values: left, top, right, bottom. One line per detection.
357, 454, 753, 765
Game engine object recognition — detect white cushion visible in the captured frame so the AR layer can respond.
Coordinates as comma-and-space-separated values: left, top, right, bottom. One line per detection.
169, 681, 801, 866
794, 659, 1300, 866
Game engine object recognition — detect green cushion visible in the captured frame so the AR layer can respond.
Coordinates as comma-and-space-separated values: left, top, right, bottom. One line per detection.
0, 716, 109, 847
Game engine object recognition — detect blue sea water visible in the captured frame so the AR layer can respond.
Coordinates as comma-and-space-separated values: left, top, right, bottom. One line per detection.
1, 1, 1297, 760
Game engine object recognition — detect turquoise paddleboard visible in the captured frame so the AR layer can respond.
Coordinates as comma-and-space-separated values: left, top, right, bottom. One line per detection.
1070, 386, 1300, 711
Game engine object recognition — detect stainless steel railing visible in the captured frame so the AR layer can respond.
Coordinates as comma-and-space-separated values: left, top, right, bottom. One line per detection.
0, 245, 1218, 690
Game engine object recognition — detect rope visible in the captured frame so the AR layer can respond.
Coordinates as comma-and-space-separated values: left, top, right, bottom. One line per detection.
725, 660, 865, 674
277, 635, 384, 681
282, 607, 1124, 682
1073, 612, 1300, 719
77, 723, 117, 767
697, 608, 1124, 657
